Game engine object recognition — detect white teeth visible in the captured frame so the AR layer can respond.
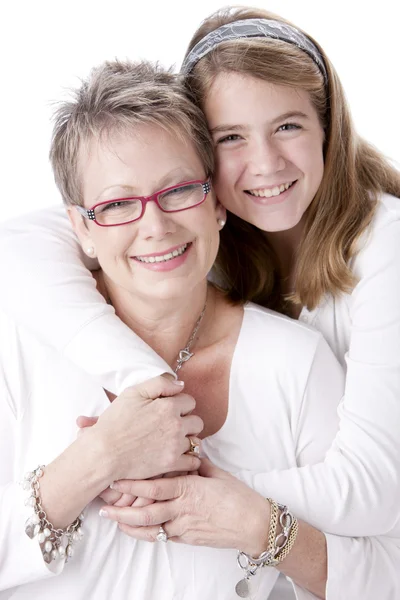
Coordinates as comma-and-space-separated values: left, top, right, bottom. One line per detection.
136, 243, 189, 263
248, 181, 294, 198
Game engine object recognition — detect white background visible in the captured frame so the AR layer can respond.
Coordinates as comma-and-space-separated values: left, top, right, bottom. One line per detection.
1, 0, 399, 220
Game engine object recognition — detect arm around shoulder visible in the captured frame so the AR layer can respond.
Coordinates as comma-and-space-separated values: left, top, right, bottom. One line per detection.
0, 207, 172, 393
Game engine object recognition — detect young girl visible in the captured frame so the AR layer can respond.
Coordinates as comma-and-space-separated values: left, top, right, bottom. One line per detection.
1, 6, 400, 598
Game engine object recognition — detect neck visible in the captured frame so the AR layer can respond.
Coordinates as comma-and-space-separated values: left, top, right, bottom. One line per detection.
264, 219, 305, 285
101, 274, 211, 369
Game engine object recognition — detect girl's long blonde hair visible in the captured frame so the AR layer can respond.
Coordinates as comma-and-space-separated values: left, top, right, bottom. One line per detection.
184, 7, 400, 311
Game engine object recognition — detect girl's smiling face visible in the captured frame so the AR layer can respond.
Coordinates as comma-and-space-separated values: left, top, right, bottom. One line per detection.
204, 72, 325, 233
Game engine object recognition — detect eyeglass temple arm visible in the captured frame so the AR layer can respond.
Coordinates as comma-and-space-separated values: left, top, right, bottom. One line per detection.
75, 206, 96, 220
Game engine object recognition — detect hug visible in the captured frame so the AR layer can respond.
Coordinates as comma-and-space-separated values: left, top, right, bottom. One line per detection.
1, 6, 400, 600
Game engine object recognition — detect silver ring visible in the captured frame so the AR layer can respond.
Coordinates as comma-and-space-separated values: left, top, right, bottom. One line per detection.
156, 525, 168, 542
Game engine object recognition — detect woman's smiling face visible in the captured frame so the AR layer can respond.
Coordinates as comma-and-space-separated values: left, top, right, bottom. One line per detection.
71, 123, 225, 303
204, 72, 325, 232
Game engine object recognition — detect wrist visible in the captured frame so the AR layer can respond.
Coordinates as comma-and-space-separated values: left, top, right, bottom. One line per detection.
242, 494, 271, 557
73, 427, 114, 492
39, 431, 112, 528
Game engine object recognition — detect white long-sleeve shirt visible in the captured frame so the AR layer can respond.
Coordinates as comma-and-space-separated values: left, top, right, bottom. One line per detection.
1, 194, 400, 598
0, 303, 343, 599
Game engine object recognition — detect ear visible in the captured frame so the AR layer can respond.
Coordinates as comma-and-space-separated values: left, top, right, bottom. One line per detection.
67, 206, 97, 258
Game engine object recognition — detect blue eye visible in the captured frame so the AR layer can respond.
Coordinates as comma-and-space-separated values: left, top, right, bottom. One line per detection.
278, 123, 301, 132
217, 134, 242, 144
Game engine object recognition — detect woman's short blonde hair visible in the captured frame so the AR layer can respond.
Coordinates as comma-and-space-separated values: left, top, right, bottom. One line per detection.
184, 7, 400, 311
50, 60, 214, 207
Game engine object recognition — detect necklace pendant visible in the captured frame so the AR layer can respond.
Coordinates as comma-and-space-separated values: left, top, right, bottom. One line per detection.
178, 349, 193, 363
235, 577, 252, 598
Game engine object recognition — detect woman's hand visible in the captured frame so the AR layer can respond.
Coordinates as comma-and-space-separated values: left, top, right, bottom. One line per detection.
86, 376, 203, 483
99, 459, 271, 557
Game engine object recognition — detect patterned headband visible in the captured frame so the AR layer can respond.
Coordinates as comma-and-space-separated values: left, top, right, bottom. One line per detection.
181, 18, 328, 84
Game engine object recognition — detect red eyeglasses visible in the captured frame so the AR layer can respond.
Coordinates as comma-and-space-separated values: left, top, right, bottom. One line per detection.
76, 179, 211, 227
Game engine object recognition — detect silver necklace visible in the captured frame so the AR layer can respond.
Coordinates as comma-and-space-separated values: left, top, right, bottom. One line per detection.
174, 302, 207, 373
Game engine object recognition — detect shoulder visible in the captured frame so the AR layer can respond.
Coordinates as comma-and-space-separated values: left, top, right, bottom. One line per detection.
372, 193, 400, 227
231, 304, 336, 415
240, 303, 324, 370
352, 193, 400, 275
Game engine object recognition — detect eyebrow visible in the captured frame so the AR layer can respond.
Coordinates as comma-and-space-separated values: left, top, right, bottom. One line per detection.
94, 169, 199, 202
210, 111, 309, 134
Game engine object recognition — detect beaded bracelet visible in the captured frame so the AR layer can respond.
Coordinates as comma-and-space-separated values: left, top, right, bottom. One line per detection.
235, 498, 298, 597
22, 466, 84, 564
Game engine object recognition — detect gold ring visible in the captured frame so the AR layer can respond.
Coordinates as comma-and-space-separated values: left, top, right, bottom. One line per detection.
187, 437, 200, 455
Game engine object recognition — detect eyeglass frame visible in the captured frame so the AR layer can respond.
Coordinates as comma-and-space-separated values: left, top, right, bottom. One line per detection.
75, 178, 212, 227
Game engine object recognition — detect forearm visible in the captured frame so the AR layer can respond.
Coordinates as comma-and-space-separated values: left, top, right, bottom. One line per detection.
0, 431, 110, 590
277, 520, 326, 599
0, 208, 172, 394
39, 431, 111, 528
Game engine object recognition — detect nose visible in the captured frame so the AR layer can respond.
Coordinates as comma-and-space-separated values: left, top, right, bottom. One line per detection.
138, 199, 175, 240
246, 136, 286, 177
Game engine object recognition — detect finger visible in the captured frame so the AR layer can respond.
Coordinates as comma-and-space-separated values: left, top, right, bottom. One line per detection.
99, 500, 175, 527
163, 470, 188, 479
114, 493, 139, 507
131, 497, 155, 507
99, 487, 123, 505
76, 415, 98, 428
117, 522, 178, 543
182, 414, 204, 436
172, 453, 201, 473
130, 375, 185, 402
111, 476, 183, 501
198, 458, 233, 480
171, 393, 197, 416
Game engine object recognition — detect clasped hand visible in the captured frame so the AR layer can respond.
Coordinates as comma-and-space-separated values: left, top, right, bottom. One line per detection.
77, 376, 269, 556
77, 375, 202, 488
98, 459, 270, 557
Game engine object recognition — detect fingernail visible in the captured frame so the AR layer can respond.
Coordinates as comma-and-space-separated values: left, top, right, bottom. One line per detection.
109, 482, 115, 489
174, 380, 184, 386
99, 509, 108, 517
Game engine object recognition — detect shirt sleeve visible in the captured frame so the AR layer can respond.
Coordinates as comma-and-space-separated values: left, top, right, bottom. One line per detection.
0, 207, 173, 393
246, 332, 400, 600
288, 533, 400, 600
0, 385, 64, 588
235, 215, 400, 538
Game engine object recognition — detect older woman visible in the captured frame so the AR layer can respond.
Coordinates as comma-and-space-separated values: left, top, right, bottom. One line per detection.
0, 60, 344, 599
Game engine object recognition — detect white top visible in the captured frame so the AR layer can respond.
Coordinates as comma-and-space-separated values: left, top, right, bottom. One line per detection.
0, 194, 400, 598
0, 304, 343, 599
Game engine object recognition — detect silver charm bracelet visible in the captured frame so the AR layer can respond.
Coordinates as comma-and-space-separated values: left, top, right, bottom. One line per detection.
235, 498, 298, 598
22, 466, 84, 564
